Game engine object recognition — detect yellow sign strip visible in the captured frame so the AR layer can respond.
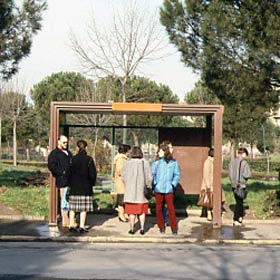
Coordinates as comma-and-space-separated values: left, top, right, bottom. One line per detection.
112, 103, 162, 112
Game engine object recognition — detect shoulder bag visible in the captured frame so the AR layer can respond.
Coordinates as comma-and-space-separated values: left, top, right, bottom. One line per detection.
197, 189, 213, 209
142, 161, 153, 200
234, 160, 248, 199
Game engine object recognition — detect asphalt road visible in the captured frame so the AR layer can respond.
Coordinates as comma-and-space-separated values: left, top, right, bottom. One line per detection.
0, 242, 280, 280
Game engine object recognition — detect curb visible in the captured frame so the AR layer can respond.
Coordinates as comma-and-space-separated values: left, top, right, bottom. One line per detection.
0, 214, 46, 221
1, 212, 280, 224
1, 235, 280, 245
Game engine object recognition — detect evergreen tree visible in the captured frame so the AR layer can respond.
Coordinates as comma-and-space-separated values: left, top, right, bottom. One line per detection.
160, 0, 280, 145
30, 71, 95, 143
0, 0, 47, 79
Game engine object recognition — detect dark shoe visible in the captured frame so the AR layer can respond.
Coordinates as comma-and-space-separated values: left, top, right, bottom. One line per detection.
200, 207, 207, 218
68, 227, 77, 233
160, 228, 165, 234
128, 230, 135, 235
140, 229, 145, 235
119, 217, 128, 223
78, 227, 89, 233
172, 229, 178, 235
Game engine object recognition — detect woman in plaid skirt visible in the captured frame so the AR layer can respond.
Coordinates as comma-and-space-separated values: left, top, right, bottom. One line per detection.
68, 140, 97, 233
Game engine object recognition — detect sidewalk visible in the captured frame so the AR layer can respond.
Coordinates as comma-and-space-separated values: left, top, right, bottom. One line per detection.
1, 210, 280, 244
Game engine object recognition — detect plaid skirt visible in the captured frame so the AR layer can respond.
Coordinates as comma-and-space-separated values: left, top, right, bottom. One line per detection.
68, 195, 93, 212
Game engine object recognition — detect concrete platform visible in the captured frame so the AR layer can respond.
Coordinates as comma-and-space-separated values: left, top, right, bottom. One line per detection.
1, 210, 280, 244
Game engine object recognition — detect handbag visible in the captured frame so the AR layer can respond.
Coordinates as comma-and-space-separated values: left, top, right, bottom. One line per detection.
233, 160, 248, 199
197, 189, 213, 209
234, 185, 248, 199
142, 161, 153, 200
144, 186, 153, 200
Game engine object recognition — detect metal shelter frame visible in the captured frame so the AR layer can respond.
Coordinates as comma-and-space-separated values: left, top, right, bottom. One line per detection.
49, 102, 223, 227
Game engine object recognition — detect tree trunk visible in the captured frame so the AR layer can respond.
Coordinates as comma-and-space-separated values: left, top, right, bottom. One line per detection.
121, 79, 127, 144
131, 132, 139, 146
0, 116, 2, 163
230, 140, 235, 161
13, 116, 17, 166
93, 127, 100, 161
26, 147, 30, 161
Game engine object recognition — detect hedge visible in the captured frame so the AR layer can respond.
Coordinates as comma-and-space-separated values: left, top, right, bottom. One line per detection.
223, 158, 280, 173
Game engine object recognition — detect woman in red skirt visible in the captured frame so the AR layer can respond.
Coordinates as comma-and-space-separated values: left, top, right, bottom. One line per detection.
122, 146, 152, 235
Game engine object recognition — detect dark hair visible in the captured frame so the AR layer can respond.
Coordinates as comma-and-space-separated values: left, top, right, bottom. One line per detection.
130, 146, 143, 159
118, 144, 131, 154
238, 147, 249, 156
208, 148, 214, 157
159, 141, 173, 162
77, 139, 87, 152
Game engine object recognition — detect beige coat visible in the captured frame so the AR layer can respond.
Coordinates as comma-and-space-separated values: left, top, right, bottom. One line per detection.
201, 156, 226, 203
114, 153, 127, 194
201, 156, 214, 192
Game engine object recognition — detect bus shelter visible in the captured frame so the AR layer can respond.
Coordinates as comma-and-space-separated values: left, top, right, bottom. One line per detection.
49, 102, 223, 227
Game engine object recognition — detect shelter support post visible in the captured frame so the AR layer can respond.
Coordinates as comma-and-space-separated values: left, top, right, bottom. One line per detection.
212, 108, 223, 227
49, 104, 59, 225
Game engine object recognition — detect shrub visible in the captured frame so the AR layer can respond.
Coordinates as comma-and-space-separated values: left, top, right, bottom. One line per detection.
223, 158, 280, 173
263, 190, 280, 217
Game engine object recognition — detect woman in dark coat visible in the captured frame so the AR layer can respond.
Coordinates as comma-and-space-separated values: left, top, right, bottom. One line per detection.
68, 140, 97, 233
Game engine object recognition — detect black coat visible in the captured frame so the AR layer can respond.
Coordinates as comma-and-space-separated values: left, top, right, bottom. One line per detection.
69, 151, 97, 196
47, 147, 72, 188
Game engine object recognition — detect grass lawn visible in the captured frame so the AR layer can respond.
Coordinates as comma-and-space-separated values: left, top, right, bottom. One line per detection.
0, 163, 279, 219
222, 178, 280, 219
0, 163, 49, 217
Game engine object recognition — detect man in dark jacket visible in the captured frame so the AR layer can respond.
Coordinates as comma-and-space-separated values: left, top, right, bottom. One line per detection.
48, 135, 72, 227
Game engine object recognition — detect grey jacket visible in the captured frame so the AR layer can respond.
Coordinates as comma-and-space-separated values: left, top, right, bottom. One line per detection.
122, 158, 152, 204
229, 157, 251, 188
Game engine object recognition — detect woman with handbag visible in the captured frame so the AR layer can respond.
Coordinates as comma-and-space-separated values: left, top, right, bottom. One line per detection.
199, 148, 226, 221
121, 146, 152, 235
200, 148, 214, 221
151, 141, 181, 234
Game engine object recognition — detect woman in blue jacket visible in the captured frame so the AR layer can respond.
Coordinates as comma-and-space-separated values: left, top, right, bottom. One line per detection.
152, 141, 180, 234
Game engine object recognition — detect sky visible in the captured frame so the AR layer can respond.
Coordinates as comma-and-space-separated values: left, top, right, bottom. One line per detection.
15, 0, 199, 101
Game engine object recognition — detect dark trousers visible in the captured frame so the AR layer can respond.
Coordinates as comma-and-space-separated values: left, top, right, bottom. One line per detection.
233, 189, 244, 222
155, 193, 177, 230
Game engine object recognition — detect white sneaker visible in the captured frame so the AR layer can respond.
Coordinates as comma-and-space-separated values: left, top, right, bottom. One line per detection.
233, 221, 242, 227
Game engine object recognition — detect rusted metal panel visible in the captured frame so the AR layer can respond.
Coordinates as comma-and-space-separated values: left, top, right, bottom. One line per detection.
174, 147, 209, 194
159, 127, 211, 194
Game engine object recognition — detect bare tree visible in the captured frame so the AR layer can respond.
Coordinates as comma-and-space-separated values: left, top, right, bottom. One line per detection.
0, 82, 27, 166
69, 0, 168, 142
68, 79, 115, 160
